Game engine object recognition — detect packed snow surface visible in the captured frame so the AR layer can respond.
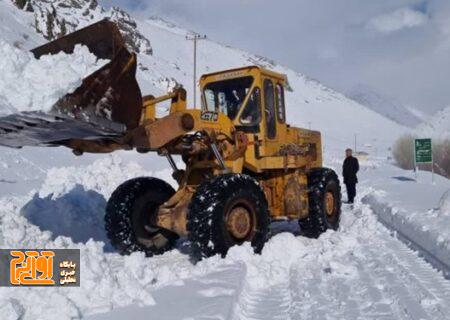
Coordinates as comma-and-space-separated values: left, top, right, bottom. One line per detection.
1, 155, 450, 320
0, 42, 108, 115
359, 161, 450, 277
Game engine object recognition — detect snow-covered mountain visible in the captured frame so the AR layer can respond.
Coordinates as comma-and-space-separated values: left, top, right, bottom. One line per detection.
10, 0, 152, 53
0, 0, 410, 195
137, 17, 409, 154
416, 105, 450, 139
347, 84, 422, 128
3, 0, 407, 149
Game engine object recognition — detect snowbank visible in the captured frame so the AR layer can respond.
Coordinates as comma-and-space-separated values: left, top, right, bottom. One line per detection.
0, 156, 183, 319
21, 156, 175, 246
363, 192, 450, 277
0, 41, 108, 115
361, 165, 450, 277
38, 156, 151, 199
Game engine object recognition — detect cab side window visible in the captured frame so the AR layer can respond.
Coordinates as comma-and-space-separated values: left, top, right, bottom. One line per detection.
264, 79, 276, 139
204, 89, 216, 112
276, 83, 286, 123
240, 87, 261, 125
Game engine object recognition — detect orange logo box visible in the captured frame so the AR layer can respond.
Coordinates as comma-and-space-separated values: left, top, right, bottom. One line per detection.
0, 249, 80, 287
10, 250, 55, 285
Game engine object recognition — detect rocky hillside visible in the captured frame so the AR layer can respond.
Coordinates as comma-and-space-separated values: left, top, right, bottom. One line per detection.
2, 0, 408, 156
0, 0, 410, 197
11, 0, 152, 54
347, 84, 423, 128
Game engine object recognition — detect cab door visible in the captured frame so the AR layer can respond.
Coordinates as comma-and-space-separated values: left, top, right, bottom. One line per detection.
259, 78, 277, 158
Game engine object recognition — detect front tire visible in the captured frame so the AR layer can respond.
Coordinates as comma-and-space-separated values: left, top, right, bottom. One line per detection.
105, 177, 178, 256
187, 174, 270, 260
299, 168, 341, 238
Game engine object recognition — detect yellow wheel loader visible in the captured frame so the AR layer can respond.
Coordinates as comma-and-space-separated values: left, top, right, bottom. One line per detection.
0, 20, 341, 260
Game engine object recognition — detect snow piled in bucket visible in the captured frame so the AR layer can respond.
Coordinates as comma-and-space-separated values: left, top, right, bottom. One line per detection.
0, 41, 108, 115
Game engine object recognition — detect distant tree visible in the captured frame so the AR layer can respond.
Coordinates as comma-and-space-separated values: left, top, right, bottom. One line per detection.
433, 139, 450, 178
46, 10, 54, 40
392, 134, 415, 170
393, 135, 450, 178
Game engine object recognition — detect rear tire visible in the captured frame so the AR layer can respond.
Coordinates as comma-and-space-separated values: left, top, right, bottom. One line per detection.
187, 174, 270, 260
105, 177, 178, 256
299, 168, 341, 238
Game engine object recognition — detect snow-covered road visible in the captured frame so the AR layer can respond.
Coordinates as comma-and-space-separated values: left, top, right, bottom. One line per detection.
0, 156, 449, 320
88, 200, 450, 320
360, 164, 450, 278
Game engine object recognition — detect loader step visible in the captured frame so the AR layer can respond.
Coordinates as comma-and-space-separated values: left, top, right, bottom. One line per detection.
0, 111, 126, 148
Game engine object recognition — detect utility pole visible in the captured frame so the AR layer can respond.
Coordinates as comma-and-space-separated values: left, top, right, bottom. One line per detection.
413, 139, 418, 181
186, 33, 206, 108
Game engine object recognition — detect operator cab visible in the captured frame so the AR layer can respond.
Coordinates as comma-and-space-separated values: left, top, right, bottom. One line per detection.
200, 66, 287, 135
202, 75, 260, 126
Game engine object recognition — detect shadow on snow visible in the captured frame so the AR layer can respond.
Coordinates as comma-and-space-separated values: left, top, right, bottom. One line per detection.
20, 184, 114, 252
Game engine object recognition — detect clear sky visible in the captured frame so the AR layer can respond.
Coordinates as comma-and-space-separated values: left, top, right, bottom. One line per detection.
101, 0, 450, 113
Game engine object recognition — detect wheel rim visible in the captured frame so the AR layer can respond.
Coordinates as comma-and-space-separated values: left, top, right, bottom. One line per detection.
324, 191, 335, 216
133, 201, 169, 250
226, 202, 254, 241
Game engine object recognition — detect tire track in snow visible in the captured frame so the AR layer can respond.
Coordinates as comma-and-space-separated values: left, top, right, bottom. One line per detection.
287, 234, 396, 319
363, 247, 430, 319
349, 204, 450, 320
341, 205, 450, 320
367, 237, 450, 319
231, 277, 292, 320
363, 194, 450, 278
230, 204, 450, 320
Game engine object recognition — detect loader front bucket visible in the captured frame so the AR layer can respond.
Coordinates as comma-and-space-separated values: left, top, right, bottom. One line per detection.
0, 20, 143, 148
31, 19, 124, 60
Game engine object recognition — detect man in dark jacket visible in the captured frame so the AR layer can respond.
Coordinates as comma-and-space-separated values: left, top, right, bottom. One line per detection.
342, 148, 359, 204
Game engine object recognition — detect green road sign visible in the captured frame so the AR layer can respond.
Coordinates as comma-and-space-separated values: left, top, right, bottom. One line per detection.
414, 138, 432, 163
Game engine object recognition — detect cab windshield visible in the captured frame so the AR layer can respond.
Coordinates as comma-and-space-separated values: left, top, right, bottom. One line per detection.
203, 76, 254, 119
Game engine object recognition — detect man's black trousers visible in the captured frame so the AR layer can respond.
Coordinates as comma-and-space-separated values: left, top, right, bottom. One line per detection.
345, 183, 356, 203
